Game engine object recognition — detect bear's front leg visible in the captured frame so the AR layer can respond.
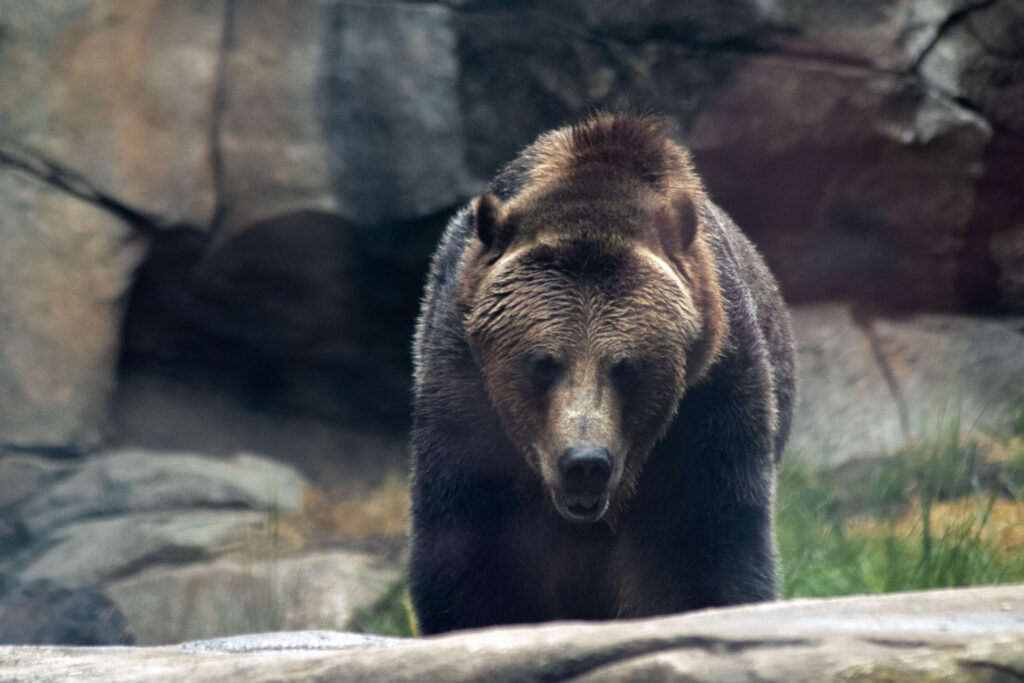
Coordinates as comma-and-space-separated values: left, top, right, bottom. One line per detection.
408, 475, 534, 635
620, 497, 778, 616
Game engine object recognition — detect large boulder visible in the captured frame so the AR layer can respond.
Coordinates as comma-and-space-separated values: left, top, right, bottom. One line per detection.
789, 304, 1024, 466
869, 313, 1024, 437
0, 169, 144, 451
0, 450, 308, 588
0, 579, 133, 646
1, 584, 1022, 681
0, 448, 408, 646
218, 1, 477, 240
13, 510, 268, 587
106, 549, 402, 645
15, 450, 306, 539
0, 1, 221, 226
789, 305, 906, 466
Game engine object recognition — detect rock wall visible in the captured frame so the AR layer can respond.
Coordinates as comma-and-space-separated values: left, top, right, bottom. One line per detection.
791, 305, 1024, 464
2, 1, 1023, 453
0, 449, 401, 645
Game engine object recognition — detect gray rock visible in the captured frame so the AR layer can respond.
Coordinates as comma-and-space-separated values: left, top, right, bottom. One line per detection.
0, 579, 133, 646
0, 0, 221, 226
0, 455, 76, 512
776, 0, 985, 70
113, 374, 411, 491
0, 584, 1022, 682
789, 304, 906, 466
14, 510, 266, 587
177, 630, 399, 653
870, 313, 1024, 438
0, 455, 76, 557
17, 450, 307, 539
107, 550, 402, 645
920, 0, 1024, 137
541, 0, 990, 71
111, 374, 410, 494
317, 2, 479, 226
688, 54, 990, 309
789, 305, 1024, 466
212, 1, 338, 240
0, 169, 145, 451
218, 0, 477, 237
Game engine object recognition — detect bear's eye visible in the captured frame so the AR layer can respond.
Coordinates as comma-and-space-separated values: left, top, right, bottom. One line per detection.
527, 352, 561, 391
611, 357, 643, 394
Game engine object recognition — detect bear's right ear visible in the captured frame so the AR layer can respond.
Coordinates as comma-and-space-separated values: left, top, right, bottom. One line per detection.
473, 193, 514, 255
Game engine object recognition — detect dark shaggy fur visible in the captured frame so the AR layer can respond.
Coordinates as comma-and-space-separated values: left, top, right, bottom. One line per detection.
410, 113, 796, 634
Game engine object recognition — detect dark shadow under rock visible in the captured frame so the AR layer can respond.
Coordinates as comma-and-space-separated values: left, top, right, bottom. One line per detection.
0, 579, 134, 646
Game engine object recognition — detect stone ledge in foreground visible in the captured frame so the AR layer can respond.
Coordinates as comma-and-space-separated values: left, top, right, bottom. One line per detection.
2, 584, 1022, 682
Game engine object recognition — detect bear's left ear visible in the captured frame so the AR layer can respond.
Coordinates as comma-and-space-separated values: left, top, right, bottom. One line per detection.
474, 193, 514, 255
655, 192, 698, 256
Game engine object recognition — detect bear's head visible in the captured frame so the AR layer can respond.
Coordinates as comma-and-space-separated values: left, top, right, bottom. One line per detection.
459, 114, 726, 523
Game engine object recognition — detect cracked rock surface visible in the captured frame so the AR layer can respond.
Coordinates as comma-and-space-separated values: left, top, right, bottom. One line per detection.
1, 585, 1022, 682
0, 169, 144, 451
0, 449, 402, 645
791, 304, 1024, 465
0, 1, 222, 227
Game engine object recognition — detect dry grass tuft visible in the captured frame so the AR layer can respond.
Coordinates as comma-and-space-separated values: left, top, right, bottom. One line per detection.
295, 475, 411, 542
848, 498, 1024, 552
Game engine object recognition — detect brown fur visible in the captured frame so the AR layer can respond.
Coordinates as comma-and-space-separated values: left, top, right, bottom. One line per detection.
410, 112, 795, 633
455, 114, 727, 516
463, 113, 725, 385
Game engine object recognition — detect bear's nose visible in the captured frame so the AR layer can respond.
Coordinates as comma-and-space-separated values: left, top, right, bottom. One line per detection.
558, 447, 612, 495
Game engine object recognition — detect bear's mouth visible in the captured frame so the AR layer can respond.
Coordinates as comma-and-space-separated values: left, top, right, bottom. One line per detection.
555, 491, 609, 523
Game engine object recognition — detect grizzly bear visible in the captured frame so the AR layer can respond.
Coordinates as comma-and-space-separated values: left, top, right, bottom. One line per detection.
409, 112, 795, 635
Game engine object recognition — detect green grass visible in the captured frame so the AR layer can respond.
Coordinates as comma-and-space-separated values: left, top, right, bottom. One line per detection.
1012, 392, 1024, 438
777, 425, 1024, 599
346, 583, 418, 637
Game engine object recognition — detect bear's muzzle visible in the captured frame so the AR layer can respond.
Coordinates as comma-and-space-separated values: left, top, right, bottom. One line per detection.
555, 446, 612, 523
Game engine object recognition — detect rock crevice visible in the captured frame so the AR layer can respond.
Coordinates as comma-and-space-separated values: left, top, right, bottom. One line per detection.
207, 0, 234, 245
854, 312, 913, 441
0, 142, 161, 235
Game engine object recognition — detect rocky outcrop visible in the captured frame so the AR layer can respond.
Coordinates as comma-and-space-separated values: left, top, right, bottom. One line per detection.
0, 580, 132, 647
0, 449, 402, 645
13, 450, 305, 539
1, 585, 1022, 681
2, 0, 1021, 457
0, 1, 221, 227
4, 0, 1021, 310
106, 549, 401, 645
791, 304, 1024, 465
0, 450, 303, 587
0, 168, 144, 452
789, 305, 907, 465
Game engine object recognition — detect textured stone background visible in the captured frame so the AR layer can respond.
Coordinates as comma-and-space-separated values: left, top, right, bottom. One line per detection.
2, 0, 1022, 453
